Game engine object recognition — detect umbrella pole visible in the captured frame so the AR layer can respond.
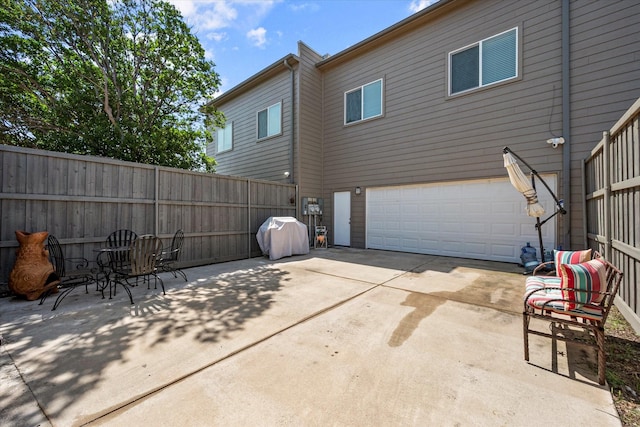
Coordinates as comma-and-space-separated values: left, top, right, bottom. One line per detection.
531, 173, 545, 263
536, 217, 545, 262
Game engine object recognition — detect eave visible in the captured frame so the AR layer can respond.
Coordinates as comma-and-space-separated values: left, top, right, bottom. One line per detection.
204, 54, 299, 108
316, 0, 460, 70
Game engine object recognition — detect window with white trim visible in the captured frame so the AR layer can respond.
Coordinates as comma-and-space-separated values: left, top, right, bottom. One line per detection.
257, 102, 282, 140
216, 122, 233, 153
449, 28, 518, 95
344, 79, 383, 124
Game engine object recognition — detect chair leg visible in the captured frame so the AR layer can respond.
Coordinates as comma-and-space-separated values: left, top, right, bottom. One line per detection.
39, 286, 56, 306
523, 311, 531, 361
52, 286, 76, 311
97, 272, 108, 299
155, 274, 165, 295
119, 279, 134, 305
110, 278, 134, 305
162, 263, 187, 282
596, 328, 606, 385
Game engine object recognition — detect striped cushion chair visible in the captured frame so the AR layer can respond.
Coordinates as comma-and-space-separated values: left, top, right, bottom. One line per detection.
523, 257, 623, 385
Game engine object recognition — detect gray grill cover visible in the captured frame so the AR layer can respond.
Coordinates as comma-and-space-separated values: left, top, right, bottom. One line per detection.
256, 217, 310, 260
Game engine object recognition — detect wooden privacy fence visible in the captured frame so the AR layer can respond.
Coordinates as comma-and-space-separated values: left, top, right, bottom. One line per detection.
584, 97, 640, 331
0, 145, 297, 292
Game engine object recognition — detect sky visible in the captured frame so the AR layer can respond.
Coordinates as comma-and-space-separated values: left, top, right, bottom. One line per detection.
167, 0, 439, 96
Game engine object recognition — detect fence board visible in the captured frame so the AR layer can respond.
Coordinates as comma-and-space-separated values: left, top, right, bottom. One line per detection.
0, 145, 296, 292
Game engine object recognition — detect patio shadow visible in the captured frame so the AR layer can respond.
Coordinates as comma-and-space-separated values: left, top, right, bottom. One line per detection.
0, 264, 289, 424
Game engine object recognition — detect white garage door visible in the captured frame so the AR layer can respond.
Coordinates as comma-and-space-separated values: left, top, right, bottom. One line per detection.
366, 176, 557, 263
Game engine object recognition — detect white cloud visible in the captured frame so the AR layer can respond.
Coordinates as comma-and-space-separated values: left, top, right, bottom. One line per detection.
167, 0, 238, 30
207, 32, 228, 42
409, 0, 438, 13
166, 0, 280, 48
289, 2, 319, 13
247, 27, 267, 48
168, 0, 197, 17
197, 1, 239, 30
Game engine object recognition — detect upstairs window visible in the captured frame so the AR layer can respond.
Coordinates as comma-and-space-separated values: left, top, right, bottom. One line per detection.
345, 79, 383, 124
257, 102, 282, 140
216, 122, 233, 153
449, 28, 518, 95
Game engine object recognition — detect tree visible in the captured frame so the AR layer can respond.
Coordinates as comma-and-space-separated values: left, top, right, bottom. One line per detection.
0, 0, 224, 172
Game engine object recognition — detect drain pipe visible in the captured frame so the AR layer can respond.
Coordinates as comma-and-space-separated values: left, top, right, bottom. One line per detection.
284, 58, 295, 185
561, 0, 571, 249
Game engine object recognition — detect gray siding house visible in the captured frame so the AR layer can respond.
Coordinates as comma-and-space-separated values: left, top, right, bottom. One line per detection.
205, 0, 640, 264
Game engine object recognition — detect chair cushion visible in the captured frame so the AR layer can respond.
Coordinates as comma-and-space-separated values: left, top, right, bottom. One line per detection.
524, 279, 603, 321
525, 275, 561, 292
558, 258, 607, 309
525, 275, 562, 311
553, 249, 592, 276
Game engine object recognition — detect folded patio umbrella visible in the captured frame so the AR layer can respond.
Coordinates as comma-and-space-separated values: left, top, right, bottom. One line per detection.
503, 152, 545, 217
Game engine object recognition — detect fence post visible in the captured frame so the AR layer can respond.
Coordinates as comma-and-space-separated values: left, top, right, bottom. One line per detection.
602, 131, 612, 260
581, 159, 587, 248
247, 178, 251, 259
154, 166, 159, 236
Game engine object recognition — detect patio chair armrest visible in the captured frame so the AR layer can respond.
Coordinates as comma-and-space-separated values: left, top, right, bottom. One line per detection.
65, 257, 91, 270
159, 248, 179, 262
532, 261, 555, 276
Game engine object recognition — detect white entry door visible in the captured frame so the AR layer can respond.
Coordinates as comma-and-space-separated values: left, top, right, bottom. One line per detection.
333, 191, 351, 246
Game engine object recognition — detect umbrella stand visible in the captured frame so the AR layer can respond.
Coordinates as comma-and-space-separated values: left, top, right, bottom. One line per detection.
503, 146, 567, 263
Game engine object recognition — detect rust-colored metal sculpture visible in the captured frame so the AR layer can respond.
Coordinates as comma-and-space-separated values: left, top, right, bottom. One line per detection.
9, 231, 60, 301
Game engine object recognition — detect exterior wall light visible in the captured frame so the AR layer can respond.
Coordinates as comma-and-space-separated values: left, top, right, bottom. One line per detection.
547, 137, 565, 148
355, 186, 361, 195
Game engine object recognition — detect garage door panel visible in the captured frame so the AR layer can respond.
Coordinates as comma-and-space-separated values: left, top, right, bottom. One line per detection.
465, 242, 487, 256
492, 244, 516, 257
419, 239, 439, 250
401, 238, 419, 249
492, 223, 517, 236
366, 177, 557, 263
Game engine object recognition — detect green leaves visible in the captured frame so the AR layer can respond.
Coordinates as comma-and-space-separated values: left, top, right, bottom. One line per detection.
0, 0, 223, 171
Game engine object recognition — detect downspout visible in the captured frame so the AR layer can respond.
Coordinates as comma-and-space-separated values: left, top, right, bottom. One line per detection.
284, 59, 295, 185
561, 0, 571, 249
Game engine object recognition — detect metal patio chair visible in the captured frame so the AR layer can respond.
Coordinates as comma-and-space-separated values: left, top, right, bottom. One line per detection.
523, 256, 623, 385
105, 229, 138, 265
109, 235, 164, 304
39, 235, 96, 310
96, 229, 138, 288
158, 229, 187, 281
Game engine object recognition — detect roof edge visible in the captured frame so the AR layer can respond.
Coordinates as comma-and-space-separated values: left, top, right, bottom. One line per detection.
316, 0, 457, 69
204, 53, 299, 108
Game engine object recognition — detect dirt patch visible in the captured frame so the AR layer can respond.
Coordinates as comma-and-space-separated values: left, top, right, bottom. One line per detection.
606, 306, 640, 426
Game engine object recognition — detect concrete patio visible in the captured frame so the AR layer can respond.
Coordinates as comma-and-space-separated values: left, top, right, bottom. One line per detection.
0, 248, 622, 426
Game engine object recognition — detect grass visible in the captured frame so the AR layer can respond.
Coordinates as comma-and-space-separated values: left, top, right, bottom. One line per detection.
606, 306, 640, 426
